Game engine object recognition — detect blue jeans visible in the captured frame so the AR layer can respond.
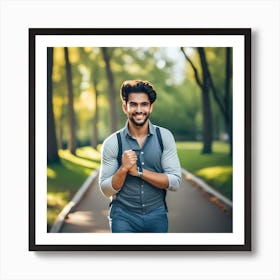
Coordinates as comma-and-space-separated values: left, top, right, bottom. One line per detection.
109, 204, 168, 233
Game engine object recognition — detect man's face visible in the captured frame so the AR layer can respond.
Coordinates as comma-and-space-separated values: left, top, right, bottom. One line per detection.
123, 93, 153, 127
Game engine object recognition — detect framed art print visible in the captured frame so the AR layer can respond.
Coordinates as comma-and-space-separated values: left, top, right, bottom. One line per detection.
29, 28, 251, 251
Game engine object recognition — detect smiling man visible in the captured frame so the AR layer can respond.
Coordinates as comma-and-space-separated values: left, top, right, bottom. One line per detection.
99, 80, 181, 233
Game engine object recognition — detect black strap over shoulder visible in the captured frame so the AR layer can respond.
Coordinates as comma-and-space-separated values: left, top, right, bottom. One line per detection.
116, 132, 122, 167
155, 127, 168, 212
155, 126, 163, 153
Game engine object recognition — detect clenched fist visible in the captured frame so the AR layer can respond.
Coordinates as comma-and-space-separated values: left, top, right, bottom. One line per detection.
121, 150, 137, 172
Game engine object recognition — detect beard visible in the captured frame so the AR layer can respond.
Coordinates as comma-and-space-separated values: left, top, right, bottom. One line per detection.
129, 112, 150, 127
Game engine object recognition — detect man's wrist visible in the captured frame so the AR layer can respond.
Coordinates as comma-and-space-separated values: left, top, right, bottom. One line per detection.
120, 165, 129, 174
137, 166, 143, 178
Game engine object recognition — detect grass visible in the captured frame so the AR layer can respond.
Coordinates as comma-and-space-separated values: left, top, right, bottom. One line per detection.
176, 141, 232, 200
47, 147, 100, 231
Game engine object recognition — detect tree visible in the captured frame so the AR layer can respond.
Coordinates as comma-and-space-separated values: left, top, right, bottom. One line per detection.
91, 65, 99, 148
206, 47, 233, 155
47, 47, 60, 163
64, 47, 77, 154
225, 47, 233, 155
181, 47, 213, 153
78, 47, 100, 148
101, 47, 118, 133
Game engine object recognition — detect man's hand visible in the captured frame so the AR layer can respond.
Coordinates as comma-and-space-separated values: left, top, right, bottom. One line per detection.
128, 164, 138, 177
112, 150, 137, 191
121, 150, 137, 172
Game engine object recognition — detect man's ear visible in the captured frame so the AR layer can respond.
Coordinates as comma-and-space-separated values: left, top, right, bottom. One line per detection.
150, 103, 154, 113
122, 102, 127, 114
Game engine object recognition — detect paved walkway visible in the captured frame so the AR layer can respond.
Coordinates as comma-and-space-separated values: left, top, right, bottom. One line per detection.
60, 173, 232, 233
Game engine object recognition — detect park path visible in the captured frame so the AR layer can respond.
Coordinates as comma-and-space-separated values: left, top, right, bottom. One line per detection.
59, 172, 232, 233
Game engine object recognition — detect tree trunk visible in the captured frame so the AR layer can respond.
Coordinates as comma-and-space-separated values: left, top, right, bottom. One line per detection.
225, 47, 233, 156
101, 47, 118, 133
201, 85, 212, 153
180, 47, 213, 154
58, 111, 64, 149
64, 47, 77, 154
92, 73, 99, 149
181, 47, 232, 156
47, 47, 60, 163
198, 47, 213, 154
203, 48, 233, 156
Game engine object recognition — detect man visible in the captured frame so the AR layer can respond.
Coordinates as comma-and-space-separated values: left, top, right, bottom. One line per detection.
99, 80, 181, 233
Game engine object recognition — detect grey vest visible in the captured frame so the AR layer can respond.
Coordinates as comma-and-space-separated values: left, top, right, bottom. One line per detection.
111, 126, 167, 214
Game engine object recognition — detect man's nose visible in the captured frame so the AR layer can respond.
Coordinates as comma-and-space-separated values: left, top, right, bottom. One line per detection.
136, 104, 142, 112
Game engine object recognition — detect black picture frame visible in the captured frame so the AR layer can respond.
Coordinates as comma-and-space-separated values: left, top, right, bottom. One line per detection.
29, 28, 251, 251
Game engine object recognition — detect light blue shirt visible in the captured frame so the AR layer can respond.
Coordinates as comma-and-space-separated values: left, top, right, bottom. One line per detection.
99, 121, 181, 214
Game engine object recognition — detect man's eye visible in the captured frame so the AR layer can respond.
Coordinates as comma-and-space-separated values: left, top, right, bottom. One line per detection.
128, 102, 150, 108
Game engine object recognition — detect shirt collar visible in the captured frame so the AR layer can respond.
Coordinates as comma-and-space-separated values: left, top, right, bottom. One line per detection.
124, 120, 155, 137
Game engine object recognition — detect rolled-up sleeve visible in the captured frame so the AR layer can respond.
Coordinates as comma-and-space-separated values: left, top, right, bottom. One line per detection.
160, 128, 182, 191
99, 134, 120, 198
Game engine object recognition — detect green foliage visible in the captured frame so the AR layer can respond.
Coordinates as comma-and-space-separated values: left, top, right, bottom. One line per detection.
51, 46, 232, 147
196, 166, 232, 199
177, 141, 232, 199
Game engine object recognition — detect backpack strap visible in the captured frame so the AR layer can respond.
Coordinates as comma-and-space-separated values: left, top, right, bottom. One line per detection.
155, 127, 168, 212
116, 132, 122, 167
156, 126, 163, 153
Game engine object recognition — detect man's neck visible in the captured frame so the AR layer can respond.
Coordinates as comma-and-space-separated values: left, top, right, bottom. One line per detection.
128, 120, 149, 138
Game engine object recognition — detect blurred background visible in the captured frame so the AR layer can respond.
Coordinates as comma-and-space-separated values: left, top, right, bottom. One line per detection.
47, 47, 233, 231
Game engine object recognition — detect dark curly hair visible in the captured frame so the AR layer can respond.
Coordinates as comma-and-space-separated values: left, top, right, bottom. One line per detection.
120, 80, 157, 104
